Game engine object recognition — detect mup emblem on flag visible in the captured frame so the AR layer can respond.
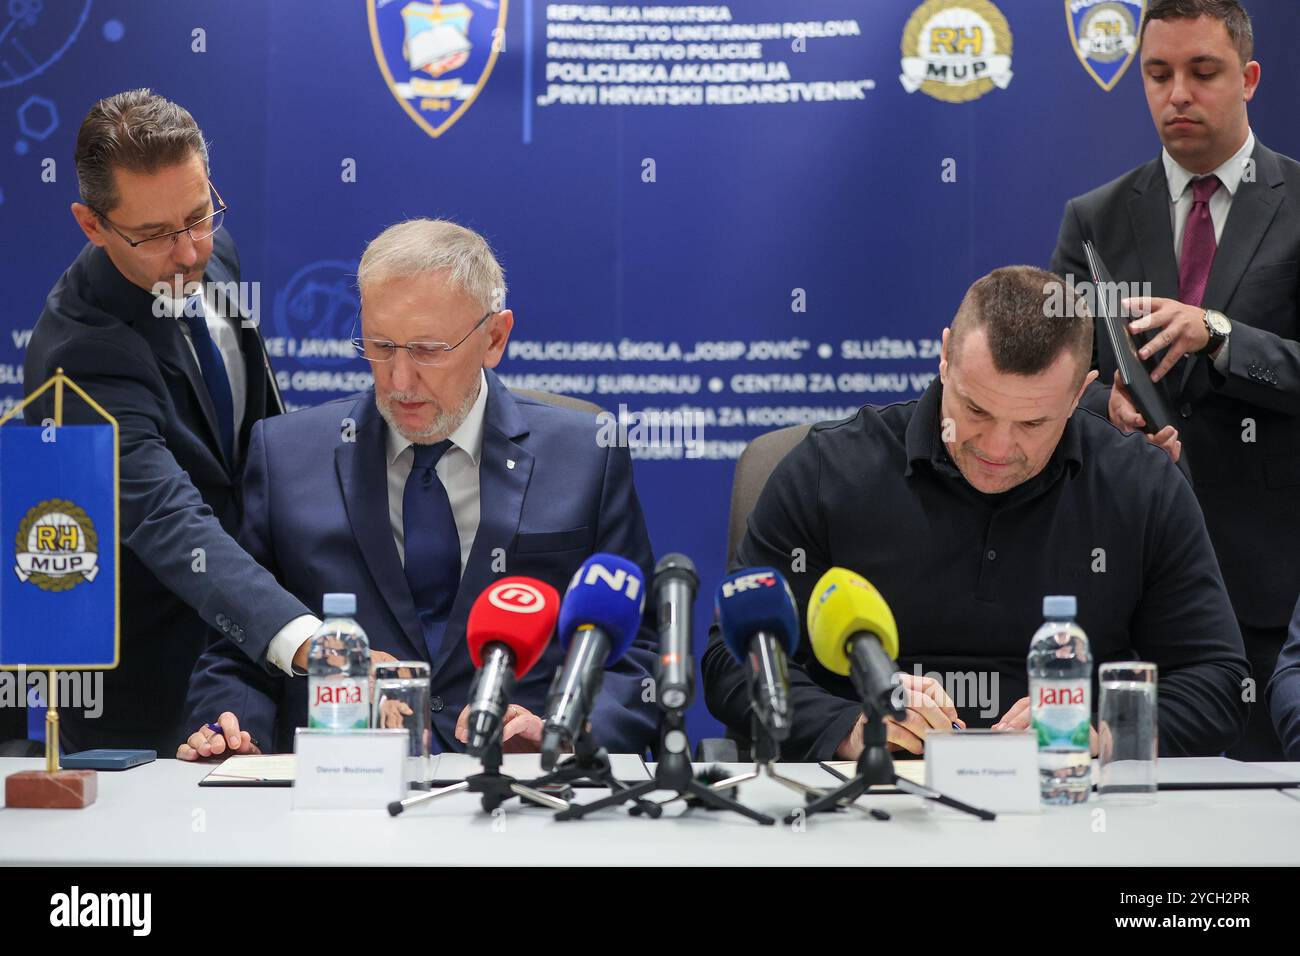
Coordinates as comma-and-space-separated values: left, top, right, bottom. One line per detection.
1067, 0, 1146, 92
368, 0, 509, 140
14, 498, 101, 592
0, 371, 119, 669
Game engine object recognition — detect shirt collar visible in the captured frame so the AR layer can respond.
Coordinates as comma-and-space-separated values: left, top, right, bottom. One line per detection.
1163, 128, 1255, 202
155, 290, 205, 320
385, 368, 489, 467
904, 377, 1084, 480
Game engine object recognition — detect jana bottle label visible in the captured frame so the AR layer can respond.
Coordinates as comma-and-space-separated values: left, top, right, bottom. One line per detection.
1030, 679, 1090, 750
308, 676, 368, 730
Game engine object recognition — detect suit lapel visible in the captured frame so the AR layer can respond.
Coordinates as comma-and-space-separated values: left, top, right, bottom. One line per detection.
1203, 143, 1285, 311
138, 311, 232, 475
1173, 144, 1286, 402
1124, 161, 1184, 402
1128, 160, 1182, 300
428, 372, 534, 682
335, 393, 427, 662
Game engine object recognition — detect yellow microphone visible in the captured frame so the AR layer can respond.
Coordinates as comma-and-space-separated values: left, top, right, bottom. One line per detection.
807, 568, 904, 718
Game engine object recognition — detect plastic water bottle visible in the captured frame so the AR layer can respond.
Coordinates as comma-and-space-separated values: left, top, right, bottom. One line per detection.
1028, 595, 1091, 804
307, 593, 371, 730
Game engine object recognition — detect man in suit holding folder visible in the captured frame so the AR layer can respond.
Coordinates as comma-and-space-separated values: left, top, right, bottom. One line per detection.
179, 219, 659, 758
24, 90, 313, 754
1051, 0, 1300, 758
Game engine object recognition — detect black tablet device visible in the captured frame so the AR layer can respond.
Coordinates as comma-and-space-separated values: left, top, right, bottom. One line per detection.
1082, 241, 1192, 480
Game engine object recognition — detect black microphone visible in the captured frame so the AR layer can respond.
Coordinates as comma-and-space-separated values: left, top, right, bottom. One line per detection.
463, 578, 560, 758
653, 553, 698, 712
466, 644, 515, 758
715, 568, 801, 742
540, 554, 647, 770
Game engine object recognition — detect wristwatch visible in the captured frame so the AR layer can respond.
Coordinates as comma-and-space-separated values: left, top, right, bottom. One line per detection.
1199, 309, 1231, 356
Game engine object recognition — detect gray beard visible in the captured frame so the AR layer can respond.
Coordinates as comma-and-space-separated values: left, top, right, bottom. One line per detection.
376, 374, 481, 444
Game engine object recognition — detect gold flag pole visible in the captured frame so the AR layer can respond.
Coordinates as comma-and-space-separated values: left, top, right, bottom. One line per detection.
47, 668, 59, 773
45, 369, 65, 773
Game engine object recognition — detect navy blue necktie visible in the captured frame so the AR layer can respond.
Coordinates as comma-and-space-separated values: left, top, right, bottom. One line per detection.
179, 305, 235, 464
403, 439, 462, 661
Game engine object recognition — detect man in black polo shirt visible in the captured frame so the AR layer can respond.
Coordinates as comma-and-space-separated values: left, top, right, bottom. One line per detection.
703, 266, 1249, 762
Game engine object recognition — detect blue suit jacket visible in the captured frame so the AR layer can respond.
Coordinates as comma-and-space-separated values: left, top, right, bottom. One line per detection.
1268, 596, 1300, 759
22, 232, 307, 752
185, 371, 660, 755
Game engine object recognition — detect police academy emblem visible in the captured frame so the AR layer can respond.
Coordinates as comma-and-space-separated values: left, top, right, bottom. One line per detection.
900, 0, 1014, 104
1067, 0, 1146, 92
14, 499, 100, 592
367, 0, 508, 140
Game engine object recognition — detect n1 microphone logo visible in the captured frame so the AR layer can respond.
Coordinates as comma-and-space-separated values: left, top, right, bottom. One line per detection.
720, 571, 777, 599
487, 581, 547, 614
569, 563, 642, 602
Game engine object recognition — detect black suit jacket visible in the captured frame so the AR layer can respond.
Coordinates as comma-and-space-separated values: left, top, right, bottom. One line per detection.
22, 230, 310, 752
1052, 140, 1300, 629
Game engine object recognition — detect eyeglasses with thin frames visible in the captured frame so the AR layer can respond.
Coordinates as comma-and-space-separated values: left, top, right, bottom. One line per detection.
351, 310, 495, 367
90, 180, 228, 259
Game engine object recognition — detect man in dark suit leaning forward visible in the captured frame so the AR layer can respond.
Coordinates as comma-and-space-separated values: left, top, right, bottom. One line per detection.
22, 90, 306, 753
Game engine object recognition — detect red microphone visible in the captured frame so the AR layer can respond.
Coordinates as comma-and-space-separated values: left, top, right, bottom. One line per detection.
464, 577, 559, 757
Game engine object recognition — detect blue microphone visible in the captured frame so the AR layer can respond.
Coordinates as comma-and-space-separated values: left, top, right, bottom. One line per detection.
541, 554, 646, 768
716, 568, 800, 742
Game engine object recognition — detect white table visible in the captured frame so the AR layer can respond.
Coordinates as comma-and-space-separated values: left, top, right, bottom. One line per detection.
2, 758, 1298, 866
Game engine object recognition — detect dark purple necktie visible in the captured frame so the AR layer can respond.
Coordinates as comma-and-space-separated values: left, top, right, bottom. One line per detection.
1178, 175, 1221, 308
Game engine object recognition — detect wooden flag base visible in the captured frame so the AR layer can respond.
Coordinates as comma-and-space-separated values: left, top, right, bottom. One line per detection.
5, 769, 97, 808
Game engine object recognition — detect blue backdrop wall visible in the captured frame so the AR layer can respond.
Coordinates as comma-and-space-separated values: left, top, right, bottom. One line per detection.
2, 0, 1298, 740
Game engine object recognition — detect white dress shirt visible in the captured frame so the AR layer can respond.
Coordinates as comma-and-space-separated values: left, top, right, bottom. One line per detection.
1164, 128, 1255, 265
159, 288, 248, 444
266, 369, 489, 675
1162, 128, 1254, 370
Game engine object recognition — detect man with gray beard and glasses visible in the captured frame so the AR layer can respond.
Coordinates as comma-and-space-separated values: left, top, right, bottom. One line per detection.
180, 219, 659, 759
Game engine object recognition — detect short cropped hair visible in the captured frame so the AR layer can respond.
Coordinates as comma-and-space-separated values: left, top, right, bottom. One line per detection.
1141, 0, 1254, 65
948, 266, 1093, 387
357, 218, 506, 315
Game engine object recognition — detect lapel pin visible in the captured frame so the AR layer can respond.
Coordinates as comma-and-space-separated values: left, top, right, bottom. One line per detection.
506, 459, 516, 470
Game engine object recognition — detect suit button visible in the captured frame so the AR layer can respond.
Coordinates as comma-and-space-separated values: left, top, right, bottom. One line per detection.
986, 549, 997, 561
1180, 403, 1192, 419
430, 695, 444, 713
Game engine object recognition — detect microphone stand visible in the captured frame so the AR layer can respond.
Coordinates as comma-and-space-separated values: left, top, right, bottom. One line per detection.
388, 735, 570, 817
524, 725, 659, 815
787, 694, 996, 824
554, 704, 775, 824
686, 712, 831, 806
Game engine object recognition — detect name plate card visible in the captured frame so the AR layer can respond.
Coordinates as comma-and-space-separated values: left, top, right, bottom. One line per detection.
925, 730, 1041, 813
292, 729, 409, 810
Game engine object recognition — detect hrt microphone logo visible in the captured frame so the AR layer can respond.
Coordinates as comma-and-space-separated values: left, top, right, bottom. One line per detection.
568, 562, 642, 601
720, 571, 777, 599
487, 581, 548, 613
